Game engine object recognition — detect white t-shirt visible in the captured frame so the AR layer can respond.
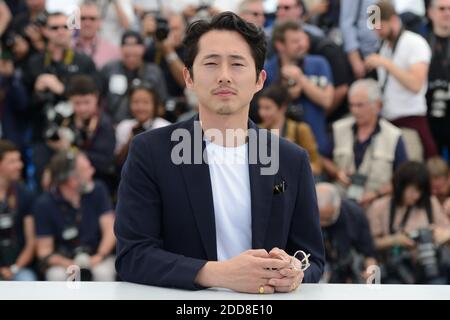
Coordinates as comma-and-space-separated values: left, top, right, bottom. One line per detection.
394, 0, 425, 16
205, 140, 252, 261
98, 0, 136, 47
378, 30, 431, 121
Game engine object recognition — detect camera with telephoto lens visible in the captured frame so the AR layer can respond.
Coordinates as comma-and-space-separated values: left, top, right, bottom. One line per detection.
409, 228, 446, 284
44, 101, 75, 142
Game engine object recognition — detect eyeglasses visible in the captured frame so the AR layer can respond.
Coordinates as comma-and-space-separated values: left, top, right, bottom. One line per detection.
277, 4, 297, 11
438, 6, 450, 12
81, 16, 99, 22
47, 24, 69, 31
243, 10, 265, 17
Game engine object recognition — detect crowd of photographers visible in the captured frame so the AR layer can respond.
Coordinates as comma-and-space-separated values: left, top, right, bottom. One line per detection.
0, 0, 450, 284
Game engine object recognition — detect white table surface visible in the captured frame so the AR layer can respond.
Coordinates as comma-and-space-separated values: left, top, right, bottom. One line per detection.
0, 282, 449, 300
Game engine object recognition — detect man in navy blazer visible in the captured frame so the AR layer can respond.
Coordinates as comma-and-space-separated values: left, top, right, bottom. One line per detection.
115, 12, 324, 294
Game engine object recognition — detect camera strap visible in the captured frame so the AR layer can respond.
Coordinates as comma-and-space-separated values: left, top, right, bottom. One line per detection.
380, 27, 404, 93
389, 198, 434, 234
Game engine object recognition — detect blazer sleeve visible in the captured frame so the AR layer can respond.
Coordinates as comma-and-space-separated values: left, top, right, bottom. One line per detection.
286, 149, 325, 283
114, 135, 208, 290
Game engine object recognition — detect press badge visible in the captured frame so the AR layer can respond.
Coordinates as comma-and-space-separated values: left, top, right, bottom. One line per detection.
0, 213, 14, 230
346, 173, 368, 201
109, 74, 128, 95
62, 226, 79, 241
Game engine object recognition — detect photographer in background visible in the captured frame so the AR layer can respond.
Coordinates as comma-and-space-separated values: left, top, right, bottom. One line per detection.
0, 140, 37, 281
323, 79, 408, 208
115, 81, 170, 166
100, 30, 168, 124
34, 150, 116, 281
265, 20, 334, 155
316, 183, 376, 283
143, 12, 186, 99
73, 1, 122, 69
368, 161, 450, 284
257, 85, 322, 177
11, 0, 48, 53
24, 12, 97, 188
34, 75, 116, 192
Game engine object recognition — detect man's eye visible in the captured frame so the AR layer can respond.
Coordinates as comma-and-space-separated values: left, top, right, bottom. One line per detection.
204, 62, 217, 66
232, 63, 244, 67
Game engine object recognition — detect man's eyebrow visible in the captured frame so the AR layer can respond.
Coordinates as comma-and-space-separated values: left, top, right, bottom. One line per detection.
201, 54, 248, 61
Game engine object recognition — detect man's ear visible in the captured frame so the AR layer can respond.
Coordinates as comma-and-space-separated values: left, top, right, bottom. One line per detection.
183, 67, 194, 89
256, 70, 267, 92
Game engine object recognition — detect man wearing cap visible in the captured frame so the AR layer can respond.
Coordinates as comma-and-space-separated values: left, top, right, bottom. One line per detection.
100, 30, 168, 125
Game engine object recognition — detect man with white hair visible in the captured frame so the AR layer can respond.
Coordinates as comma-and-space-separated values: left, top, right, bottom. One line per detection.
323, 79, 408, 207
238, 0, 265, 29
316, 183, 376, 283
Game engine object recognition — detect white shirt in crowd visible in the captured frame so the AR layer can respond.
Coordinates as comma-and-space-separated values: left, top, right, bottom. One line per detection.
115, 117, 171, 154
205, 140, 252, 261
393, 0, 426, 17
377, 30, 431, 121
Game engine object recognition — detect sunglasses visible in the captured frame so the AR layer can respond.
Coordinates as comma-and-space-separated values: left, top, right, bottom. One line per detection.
243, 10, 265, 17
47, 24, 69, 31
81, 16, 99, 22
277, 4, 297, 11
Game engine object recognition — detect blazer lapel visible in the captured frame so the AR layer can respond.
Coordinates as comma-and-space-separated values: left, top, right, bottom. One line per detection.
248, 121, 275, 249
177, 117, 218, 261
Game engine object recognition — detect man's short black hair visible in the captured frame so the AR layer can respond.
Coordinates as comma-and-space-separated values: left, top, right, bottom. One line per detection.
183, 11, 267, 79
258, 85, 291, 109
0, 140, 18, 162
66, 74, 99, 98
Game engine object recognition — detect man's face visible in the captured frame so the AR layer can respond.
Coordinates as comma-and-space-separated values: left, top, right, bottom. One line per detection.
121, 41, 145, 70
75, 154, 95, 187
429, 0, 450, 31
71, 94, 98, 120
277, 30, 308, 61
375, 19, 393, 40
258, 97, 284, 128
184, 30, 266, 116
130, 89, 156, 123
240, 2, 266, 28
276, 0, 302, 21
319, 204, 337, 227
349, 88, 379, 127
168, 15, 186, 47
0, 151, 23, 183
431, 176, 450, 199
80, 5, 101, 39
45, 15, 72, 48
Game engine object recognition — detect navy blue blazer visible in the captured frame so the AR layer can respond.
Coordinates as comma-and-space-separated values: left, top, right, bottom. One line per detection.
114, 116, 325, 290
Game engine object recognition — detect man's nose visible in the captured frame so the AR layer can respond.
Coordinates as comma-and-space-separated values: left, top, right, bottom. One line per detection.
217, 64, 232, 84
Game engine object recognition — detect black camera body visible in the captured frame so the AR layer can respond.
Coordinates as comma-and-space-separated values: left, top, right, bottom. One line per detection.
155, 16, 170, 42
